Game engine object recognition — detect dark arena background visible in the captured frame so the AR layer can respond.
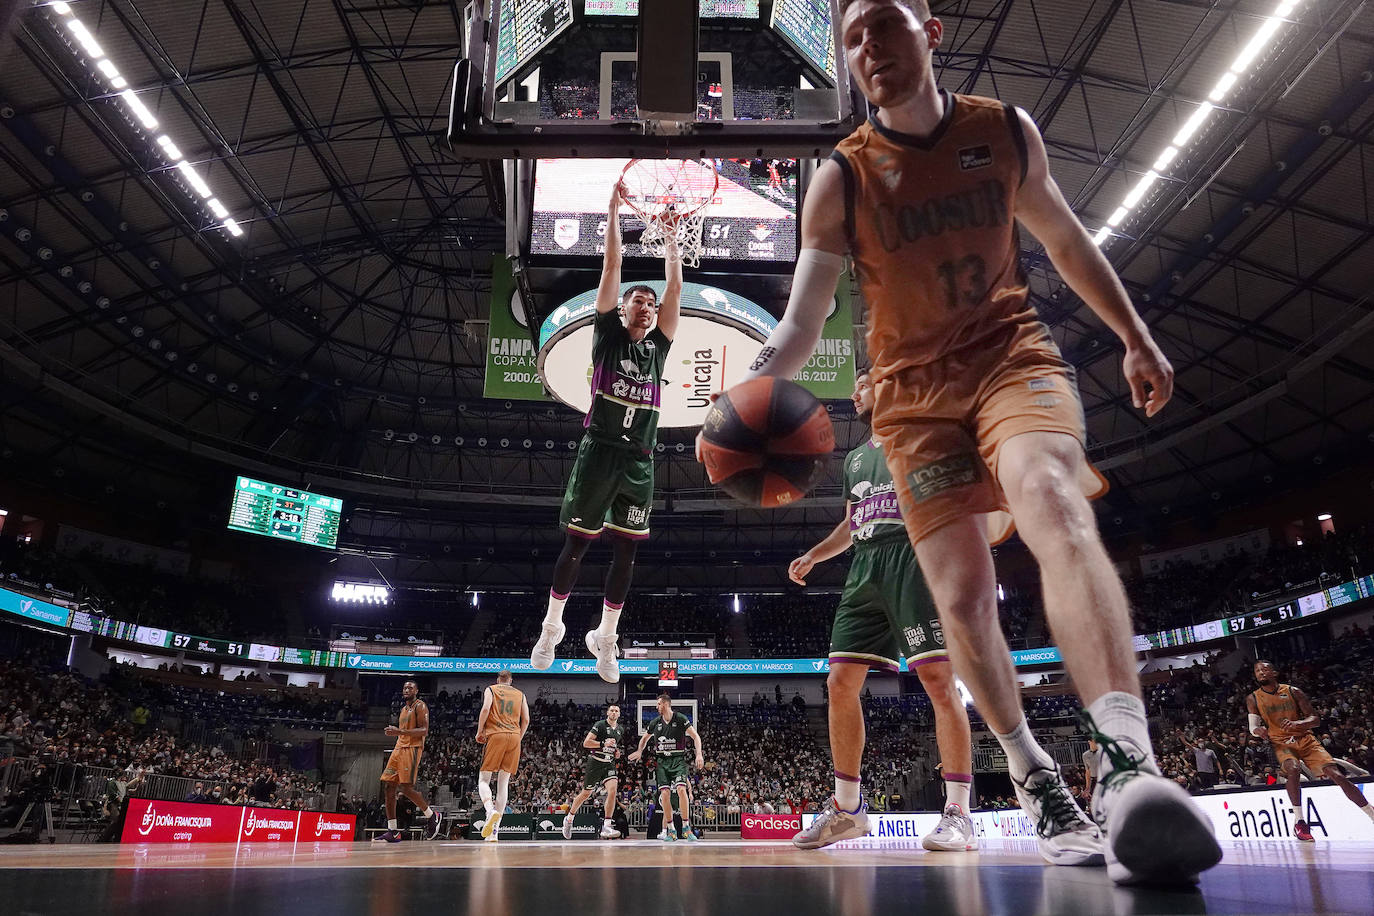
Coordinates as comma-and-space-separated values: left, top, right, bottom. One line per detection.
1, 1, 1373, 914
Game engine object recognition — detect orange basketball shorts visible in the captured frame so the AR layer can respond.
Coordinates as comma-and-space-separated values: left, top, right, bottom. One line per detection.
379, 745, 422, 785
480, 732, 522, 774
871, 320, 1107, 546
1273, 734, 1334, 771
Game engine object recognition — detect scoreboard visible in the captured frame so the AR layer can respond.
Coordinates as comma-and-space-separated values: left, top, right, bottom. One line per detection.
228, 476, 342, 549
494, 0, 575, 83
585, 0, 759, 17
770, 0, 836, 83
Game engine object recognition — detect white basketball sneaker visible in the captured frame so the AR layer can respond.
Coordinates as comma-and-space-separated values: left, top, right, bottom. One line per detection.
530, 622, 565, 670
791, 797, 871, 849
921, 804, 978, 851
585, 630, 620, 684
1010, 764, 1105, 866
599, 822, 622, 839
1083, 714, 1222, 886
561, 813, 574, 840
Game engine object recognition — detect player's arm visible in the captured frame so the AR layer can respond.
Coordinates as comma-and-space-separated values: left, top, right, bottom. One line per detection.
583, 730, 601, 750
789, 501, 854, 585
476, 688, 493, 740
1283, 687, 1320, 734
686, 723, 704, 769
1245, 692, 1269, 741
596, 183, 625, 314
740, 159, 848, 381
1011, 107, 1173, 418
628, 730, 651, 762
519, 694, 530, 739
656, 227, 684, 340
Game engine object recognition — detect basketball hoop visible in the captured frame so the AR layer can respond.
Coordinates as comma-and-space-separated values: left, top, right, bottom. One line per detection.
619, 158, 719, 268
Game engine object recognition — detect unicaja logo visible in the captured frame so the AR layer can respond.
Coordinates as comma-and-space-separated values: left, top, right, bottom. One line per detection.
138, 804, 157, 836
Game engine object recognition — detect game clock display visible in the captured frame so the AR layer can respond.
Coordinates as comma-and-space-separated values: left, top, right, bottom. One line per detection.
228, 476, 343, 549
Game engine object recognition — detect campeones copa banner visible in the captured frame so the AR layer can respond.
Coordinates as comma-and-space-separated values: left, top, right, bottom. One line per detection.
533, 279, 855, 425
338, 648, 1061, 674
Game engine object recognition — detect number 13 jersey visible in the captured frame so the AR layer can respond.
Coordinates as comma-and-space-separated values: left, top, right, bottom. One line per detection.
830, 91, 1042, 381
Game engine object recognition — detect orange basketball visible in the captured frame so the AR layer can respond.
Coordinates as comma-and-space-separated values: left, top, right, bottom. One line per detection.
698, 377, 834, 508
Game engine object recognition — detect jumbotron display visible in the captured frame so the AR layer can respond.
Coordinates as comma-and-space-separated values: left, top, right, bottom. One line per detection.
585, 0, 759, 17
494, 0, 575, 83
530, 157, 798, 262
771, 0, 836, 83
227, 476, 343, 549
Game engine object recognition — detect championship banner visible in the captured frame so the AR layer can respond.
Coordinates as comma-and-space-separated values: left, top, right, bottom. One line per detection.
794, 275, 856, 400
121, 798, 357, 844
484, 256, 549, 401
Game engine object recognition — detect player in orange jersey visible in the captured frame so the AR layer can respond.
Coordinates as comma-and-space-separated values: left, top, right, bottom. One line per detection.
1248, 659, 1374, 842
374, 680, 442, 843
475, 670, 529, 841
727, 0, 1218, 885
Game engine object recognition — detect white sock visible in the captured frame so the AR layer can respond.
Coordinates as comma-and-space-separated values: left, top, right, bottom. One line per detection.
945, 777, 972, 812
604, 818, 614, 827
478, 776, 494, 815
596, 601, 622, 637
1361, 804, 1374, 822
834, 774, 861, 812
1085, 692, 1158, 772
496, 771, 511, 813
992, 717, 1056, 783
1291, 805, 1303, 821
387, 819, 398, 830
544, 591, 569, 628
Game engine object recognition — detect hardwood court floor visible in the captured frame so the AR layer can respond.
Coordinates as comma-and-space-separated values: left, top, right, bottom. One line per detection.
0, 838, 1370, 915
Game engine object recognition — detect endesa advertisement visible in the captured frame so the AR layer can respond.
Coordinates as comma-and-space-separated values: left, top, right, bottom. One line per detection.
122, 799, 356, 844
741, 813, 802, 839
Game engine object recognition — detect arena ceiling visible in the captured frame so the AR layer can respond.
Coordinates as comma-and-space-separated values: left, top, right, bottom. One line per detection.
0, 0, 1371, 576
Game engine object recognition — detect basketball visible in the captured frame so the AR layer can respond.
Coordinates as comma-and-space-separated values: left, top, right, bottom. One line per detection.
698, 377, 834, 508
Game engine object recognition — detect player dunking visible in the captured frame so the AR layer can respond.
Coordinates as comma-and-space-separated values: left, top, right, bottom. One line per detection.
475, 670, 529, 842
532, 182, 683, 684
729, 0, 1220, 884
789, 369, 976, 851
1247, 659, 1374, 841
629, 694, 704, 842
373, 680, 442, 843
561, 703, 626, 840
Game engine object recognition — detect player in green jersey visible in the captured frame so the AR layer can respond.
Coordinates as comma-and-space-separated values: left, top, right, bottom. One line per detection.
789, 370, 988, 851
561, 704, 627, 840
532, 182, 683, 684
629, 694, 704, 842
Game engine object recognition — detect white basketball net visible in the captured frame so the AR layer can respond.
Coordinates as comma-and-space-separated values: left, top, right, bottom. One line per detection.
620, 159, 719, 269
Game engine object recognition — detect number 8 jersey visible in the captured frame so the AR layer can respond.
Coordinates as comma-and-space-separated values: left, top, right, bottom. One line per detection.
830, 91, 1042, 382
585, 309, 672, 453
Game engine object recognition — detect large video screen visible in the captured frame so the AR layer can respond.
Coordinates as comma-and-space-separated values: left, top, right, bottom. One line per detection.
494, 0, 575, 84
770, 0, 836, 83
228, 476, 342, 549
585, 0, 759, 17
530, 157, 797, 263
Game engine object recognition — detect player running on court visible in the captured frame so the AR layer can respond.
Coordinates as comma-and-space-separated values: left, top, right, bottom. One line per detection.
561, 703, 627, 840
532, 182, 683, 684
730, 0, 1220, 884
1247, 659, 1374, 842
475, 671, 528, 841
373, 680, 443, 843
789, 369, 976, 851
629, 694, 704, 842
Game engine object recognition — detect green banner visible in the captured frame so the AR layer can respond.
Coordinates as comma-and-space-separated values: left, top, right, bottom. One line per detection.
795, 274, 857, 400
484, 257, 550, 401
